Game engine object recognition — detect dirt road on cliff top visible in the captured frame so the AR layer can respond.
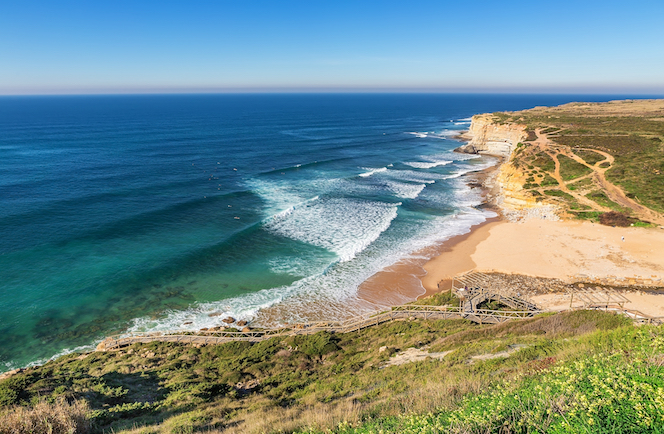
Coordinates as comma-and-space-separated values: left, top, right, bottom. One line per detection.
535, 129, 664, 225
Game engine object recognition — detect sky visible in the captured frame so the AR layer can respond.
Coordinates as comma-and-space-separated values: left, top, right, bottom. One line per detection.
1, 0, 663, 95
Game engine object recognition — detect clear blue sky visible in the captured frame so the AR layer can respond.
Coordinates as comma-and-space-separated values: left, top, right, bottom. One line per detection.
1, 0, 663, 94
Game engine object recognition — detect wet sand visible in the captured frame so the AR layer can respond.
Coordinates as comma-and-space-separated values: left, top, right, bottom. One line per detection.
356, 217, 501, 303
356, 161, 503, 305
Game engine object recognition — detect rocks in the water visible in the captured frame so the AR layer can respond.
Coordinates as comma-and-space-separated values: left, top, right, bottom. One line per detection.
208, 312, 222, 317
222, 317, 236, 324
183, 321, 192, 325
454, 143, 478, 154
242, 327, 251, 332
199, 327, 208, 331
236, 320, 247, 326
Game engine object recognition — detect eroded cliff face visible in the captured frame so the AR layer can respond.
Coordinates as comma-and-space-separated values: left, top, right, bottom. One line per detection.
464, 114, 557, 215
462, 114, 528, 157
495, 163, 541, 210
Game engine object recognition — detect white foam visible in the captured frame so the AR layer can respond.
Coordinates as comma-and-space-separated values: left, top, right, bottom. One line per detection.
119, 154, 499, 336
265, 197, 399, 262
127, 285, 298, 333
408, 130, 459, 139
404, 160, 452, 169
266, 195, 320, 222
4, 342, 99, 372
246, 178, 307, 218
443, 172, 465, 179
268, 256, 319, 276
359, 167, 388, 177
384, 181, 426, 199
384, 169, 442, 184
124, 205, 495, 335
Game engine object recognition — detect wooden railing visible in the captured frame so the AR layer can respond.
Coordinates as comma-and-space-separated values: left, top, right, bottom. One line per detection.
97, 304, 542, 351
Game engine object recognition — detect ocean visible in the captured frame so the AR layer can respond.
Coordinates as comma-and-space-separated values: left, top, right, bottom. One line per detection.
0, 93, 635, 372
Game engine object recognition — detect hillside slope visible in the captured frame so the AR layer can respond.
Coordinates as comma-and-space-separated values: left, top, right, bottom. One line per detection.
0, 310, 649, 434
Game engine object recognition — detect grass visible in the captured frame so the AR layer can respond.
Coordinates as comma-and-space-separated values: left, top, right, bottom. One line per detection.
530, 152, 556, 173
300, 324, 664, 433
411, 291, 459, 306
558, 155, 592, 181
573, 149, 606, 165
0, 398, 90, 434
543, 190, 589, 211
493, 104, 664, 214
540, 173, 559, 187
572, 211, 603, 222
567, 177, 595, 191
633, 221, 658, 228
0, 310, 633, 434
585, 190, 628, 212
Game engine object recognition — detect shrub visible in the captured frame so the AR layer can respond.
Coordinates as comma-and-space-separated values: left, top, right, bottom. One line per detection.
0, 376, 29, 407
599, 211, 632, 227
0, 398, 90, 434
291, 332, 341, 358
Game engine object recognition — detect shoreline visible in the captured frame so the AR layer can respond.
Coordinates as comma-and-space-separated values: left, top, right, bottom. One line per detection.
251, 156, 506, 325
356, 156, 503, 306
360, 118, 664, 311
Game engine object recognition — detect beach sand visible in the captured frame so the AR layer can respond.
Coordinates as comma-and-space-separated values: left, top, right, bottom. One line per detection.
356, 217, 501, 305
417, 217, 664, 312
531, 291, 664, 319
259, 163, 664, 325
466, 219, 664, 282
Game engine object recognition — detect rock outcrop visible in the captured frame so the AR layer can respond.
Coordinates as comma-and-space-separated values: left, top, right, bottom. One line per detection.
461, 113, 559, 218
455, 114, 527, 157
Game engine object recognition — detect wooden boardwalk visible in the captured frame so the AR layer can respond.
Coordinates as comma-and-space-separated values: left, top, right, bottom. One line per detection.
97, 270, 664, 352
97, 301, 542, 351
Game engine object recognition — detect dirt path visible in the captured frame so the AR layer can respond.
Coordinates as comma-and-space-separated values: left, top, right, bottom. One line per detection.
533, 130, 664, 224
531, 130, 608, 213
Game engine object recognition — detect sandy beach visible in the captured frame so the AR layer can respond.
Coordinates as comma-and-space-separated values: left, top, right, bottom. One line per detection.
422, 219, 664, 286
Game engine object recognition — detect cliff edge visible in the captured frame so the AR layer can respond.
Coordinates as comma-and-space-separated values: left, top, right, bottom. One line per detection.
455, 113, 527, 157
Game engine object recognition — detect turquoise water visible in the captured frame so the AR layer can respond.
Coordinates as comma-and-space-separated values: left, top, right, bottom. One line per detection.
0, 93, 633, 371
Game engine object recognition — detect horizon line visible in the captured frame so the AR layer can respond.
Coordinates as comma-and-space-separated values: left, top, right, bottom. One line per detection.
2, 88, 664, 97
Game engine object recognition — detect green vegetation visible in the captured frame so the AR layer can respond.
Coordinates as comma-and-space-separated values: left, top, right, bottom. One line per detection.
540, 173, 559, 187
0, 311, 637, 433
585, 190, 628, 212
543, 190, 589, 211
302, 325, 664, 433
411, 290, 459, 306
572, 211, 603, 222
572, 149, 606, 165
633, 221, 658, 228
531, 152, 556, 173
557, 155, 592, 181
495, 102, 664, 214
567, 177, 595, 191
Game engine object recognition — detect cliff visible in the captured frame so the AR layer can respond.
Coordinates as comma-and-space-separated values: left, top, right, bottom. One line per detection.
459, 114, 556, 215
456, 113, 527, 157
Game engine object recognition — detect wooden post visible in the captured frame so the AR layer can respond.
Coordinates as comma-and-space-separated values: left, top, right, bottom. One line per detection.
569, 291, 574, 309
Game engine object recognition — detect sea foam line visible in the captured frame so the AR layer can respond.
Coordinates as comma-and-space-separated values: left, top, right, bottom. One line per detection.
359, 167, 388, 177
404, 160, 452, 169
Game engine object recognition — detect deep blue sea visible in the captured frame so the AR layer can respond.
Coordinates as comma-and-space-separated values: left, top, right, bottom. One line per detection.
0, 93, 641, 371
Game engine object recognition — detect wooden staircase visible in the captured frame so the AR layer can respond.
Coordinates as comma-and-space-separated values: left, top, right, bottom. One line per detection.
97, 292, 542, 351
